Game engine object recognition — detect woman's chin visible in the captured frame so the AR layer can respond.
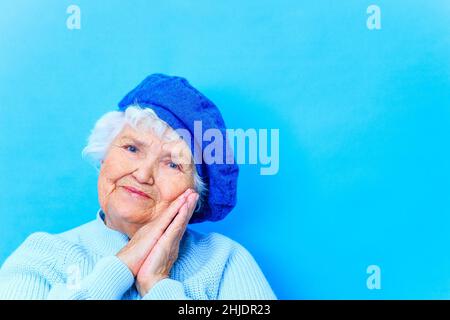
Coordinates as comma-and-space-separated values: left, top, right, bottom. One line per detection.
104, 190, 156, 228
112, 205, 149, 223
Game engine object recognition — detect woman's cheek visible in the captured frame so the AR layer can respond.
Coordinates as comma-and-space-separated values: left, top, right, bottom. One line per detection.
158, 181, 183, 202
97, 158, 122, 203
165, 176, 193, 201
103, 152, 131, 181
97, 176, 109, 210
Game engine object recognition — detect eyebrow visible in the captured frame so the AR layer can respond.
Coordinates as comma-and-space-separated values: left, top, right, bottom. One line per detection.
118, 135, 149, 149
119, 134, 194, 166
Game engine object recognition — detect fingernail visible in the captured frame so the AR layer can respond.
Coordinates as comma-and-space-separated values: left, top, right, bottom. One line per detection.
190, 194, 199, 206
182, 189, 191, 198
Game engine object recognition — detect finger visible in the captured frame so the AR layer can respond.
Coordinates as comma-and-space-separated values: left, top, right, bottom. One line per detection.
173, 192, 198, 229
164, 192, 198, 241
142, 188, 194, 238
160, 202, 191, 244
160, 188, 194, 223
186, 193, 199, 220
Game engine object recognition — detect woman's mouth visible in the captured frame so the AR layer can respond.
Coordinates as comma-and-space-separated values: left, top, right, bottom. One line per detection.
122, 186, 151, 199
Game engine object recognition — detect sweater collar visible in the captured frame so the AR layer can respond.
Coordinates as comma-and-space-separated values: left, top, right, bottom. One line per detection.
89, 208, 130, 257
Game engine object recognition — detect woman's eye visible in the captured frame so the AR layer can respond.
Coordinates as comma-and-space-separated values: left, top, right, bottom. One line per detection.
168, 162, 180, 170
125, 145, 138, 153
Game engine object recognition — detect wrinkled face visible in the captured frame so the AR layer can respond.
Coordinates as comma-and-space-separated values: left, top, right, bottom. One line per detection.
98, 124, 195, 236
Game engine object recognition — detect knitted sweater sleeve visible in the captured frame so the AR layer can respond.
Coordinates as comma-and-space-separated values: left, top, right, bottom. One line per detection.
142, 278, 192, 300
0, 232, 134, 300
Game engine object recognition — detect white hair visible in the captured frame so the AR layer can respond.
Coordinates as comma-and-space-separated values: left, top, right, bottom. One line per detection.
82, 105, 206, 211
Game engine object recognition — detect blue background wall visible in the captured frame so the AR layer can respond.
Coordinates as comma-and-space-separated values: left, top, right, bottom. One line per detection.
1, 0, 449, 299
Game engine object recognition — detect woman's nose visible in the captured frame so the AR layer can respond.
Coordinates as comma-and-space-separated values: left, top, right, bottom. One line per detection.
132, 160, 156, 185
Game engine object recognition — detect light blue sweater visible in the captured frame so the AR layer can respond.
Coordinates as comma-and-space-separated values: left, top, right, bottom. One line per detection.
0, 210, 276, 300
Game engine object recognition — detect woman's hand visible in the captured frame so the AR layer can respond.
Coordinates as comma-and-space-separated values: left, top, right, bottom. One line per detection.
116, 188, 195, 276
135, 191, 199, 297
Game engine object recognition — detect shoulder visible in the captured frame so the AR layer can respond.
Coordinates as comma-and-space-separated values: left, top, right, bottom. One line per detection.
181, 228, 255, 264
4, 231, 82, 261
26, 219, 97, 256
183, 228, 237, 251
56, 219, 97, 245
1, 222, 97, 279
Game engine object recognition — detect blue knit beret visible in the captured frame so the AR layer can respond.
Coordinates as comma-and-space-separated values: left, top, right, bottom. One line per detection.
118, 73, 239, 223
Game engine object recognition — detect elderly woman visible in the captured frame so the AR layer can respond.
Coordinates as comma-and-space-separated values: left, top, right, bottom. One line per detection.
0, 74, 276, 300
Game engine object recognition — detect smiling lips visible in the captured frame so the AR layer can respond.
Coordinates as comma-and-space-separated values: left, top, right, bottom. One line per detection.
122, 186, 151, 199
